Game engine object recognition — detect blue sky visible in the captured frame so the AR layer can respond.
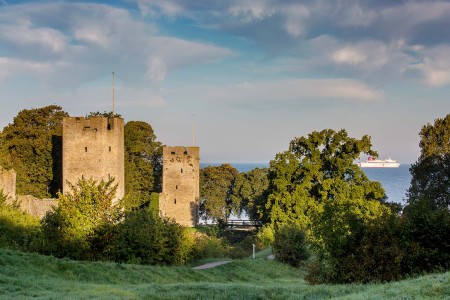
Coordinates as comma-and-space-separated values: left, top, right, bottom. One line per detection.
1, 0, 450, 163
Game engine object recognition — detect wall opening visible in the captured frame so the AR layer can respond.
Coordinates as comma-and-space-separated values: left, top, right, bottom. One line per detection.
181, 168, 183, 173
174, 198, 177, 204
85, 147, 88, 152
176, 185, 178, 190
109, 146, 111, 152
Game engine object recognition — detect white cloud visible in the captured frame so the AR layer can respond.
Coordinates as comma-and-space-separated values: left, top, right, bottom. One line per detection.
332, 48, 367, 65
137, 0, 183, 18
330, 41, 388, 70
403, 45, 450, 87
0, 2, 233, 89
190, 78, 384, 111
228, 0, 276, 22
146, 56, 167, 82
0, 57, 52, 80
0, 25, 67, 54
282, 4, 310, 37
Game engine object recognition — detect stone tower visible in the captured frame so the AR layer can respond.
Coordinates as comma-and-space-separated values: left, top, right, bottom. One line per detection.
62, 117, 124, 203
159, 146, 200, 227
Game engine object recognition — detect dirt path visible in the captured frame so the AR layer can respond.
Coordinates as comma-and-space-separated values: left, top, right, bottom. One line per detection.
192, 260, 232, 270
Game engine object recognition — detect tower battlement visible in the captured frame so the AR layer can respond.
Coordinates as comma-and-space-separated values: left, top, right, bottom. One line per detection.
62, 117, 125, 202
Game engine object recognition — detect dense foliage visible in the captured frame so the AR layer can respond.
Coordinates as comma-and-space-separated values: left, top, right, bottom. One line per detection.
104, 209, 192, 265
264, 129, 386, 230
41, 178, 122, 259
273, 225, 309, 268
231, 168, 269, 220
124, 121, 162, 210
402, 114, 450, 275
407, 114, 450, 209
0, 190, 41, 251
200, 164, 239, 222
1, 105, 68, 197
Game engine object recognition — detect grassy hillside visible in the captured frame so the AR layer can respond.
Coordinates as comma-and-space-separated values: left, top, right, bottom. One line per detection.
0, 248, 448, 299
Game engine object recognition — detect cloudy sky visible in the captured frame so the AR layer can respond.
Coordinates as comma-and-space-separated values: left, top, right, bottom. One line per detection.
1, 0, 450, 163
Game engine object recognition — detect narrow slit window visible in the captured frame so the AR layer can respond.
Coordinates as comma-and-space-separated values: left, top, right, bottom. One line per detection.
176, 185, 178, 190
85, 147, 88, 152
174, 198, 177, 204
181, 168, 183, 173
109, 146, 111, 152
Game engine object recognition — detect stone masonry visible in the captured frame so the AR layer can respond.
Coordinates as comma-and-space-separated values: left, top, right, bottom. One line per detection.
0, 166, 16, 200
159, 146, 200, 227
62, 117, 125, 203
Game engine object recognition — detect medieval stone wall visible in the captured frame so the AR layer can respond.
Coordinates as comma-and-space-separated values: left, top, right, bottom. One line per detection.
62, 117, 125, 203
159, 146, 199, 227
14, 195, 57, 219
0, 166, 16, 200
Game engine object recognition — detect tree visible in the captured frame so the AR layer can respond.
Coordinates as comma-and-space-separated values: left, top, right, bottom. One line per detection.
230, 168, 269, 220
402, 114, 450, 274
124, 121, 162, 209
0, 131, 12, 169
86, 111, 122, 118
199, 164, 239, 222
407, 114, 450, 210
1, 105, 68, 197
264, 129, 386, 229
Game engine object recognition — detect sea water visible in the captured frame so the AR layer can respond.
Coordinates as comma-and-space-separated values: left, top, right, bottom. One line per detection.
201, 163, 412, 205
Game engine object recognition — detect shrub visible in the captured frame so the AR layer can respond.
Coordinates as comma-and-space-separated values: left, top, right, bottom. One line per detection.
108, 209, 193, 265
40, 178, 122, 260
273, 225, 309, 267
326, 216, 404, 283
256, 225, 275, 249
190, 233, 230, 261
401, 198, 450, 275
0, 190, 42, 251
302, 192, 406, 284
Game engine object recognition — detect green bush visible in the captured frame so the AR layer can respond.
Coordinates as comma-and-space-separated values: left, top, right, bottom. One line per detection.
273, 225, 309, 267
401, 198, 450, 275
256, 225, 275, 249
0, 191, 42, 252
107, 209, 192, 265
40, 178, 122, 260
190, 233, 230, 261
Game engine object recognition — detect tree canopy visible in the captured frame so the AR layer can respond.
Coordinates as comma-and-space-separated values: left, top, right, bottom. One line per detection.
407, 114, 450, 210
199, 164, 239, 222
1, 105, 68, 197
124, 121, 162, 209
264, 129, 386, 229
230, 168, 269, 220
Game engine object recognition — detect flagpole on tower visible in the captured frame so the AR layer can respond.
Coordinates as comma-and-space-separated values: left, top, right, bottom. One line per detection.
112, 71, 115, 118
192, 114, 196, 146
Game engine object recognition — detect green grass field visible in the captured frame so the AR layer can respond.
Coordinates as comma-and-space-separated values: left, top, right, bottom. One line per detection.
0, 248, 449, 299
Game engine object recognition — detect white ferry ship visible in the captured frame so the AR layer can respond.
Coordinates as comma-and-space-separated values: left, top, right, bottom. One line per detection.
359, 157, 400, 168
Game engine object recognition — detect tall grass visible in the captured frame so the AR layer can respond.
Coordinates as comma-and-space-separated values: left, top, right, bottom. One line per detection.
0, 248, 448, 299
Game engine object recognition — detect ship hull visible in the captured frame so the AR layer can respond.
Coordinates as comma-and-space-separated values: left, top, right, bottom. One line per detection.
359, 162, 400, 168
